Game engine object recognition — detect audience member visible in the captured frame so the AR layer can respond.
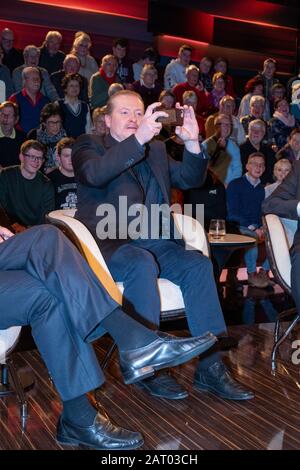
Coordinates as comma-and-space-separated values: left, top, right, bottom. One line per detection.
0, 139, 54, 230
133, 47, 159, 81
238, 76, 270, 120
265, 158, 292, 198
39, 30, 65, 75
70, 32, 98, 81
27, 102, 66, 172
164, 45, 192, 90
276, 128, 300, 162
1, 28, 23, 74
50, 54, 89, 102
0, 45, 14, 101
48, 137, 77, 209
205, 95, 245, 145
112, 38, 134, 87
270, 97, 299, 150
91, 106, 108, 136
132, 64, 162, 108
89, 55, 120, 109
57, 73, 91, 138
214, 57, 235, 97
0, 101, 26, 169
199, 56, 213, 92
258, 58, 279, 101
9, 66, 49, 134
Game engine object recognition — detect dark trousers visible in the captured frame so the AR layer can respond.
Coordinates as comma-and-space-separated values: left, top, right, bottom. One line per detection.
108, 239, 227, 336
0, 225, 118, 401
291, 244, 300, 313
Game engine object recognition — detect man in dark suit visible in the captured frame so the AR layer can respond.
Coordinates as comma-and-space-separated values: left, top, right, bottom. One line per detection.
72, 90, 254, 401
0, 224, 215, 449
262, 161, 300, 313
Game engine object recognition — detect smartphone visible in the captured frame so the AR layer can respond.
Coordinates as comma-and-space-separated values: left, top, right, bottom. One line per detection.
156, 108, 184, 126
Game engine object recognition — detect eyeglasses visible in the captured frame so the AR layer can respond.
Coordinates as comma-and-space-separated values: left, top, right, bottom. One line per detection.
23, 153, 44, 163
47, 120, 62, 126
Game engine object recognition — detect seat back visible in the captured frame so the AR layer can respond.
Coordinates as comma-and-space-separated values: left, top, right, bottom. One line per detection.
263, 214, 297, 293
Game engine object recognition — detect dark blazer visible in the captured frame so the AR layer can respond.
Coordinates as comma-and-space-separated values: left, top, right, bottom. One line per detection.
262, 160, 300, 247
72, 133, 208, 260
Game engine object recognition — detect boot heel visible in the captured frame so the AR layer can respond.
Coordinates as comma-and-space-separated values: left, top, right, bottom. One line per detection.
123, 365, 155, 384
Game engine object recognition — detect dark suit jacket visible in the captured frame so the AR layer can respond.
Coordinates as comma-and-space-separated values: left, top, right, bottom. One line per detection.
72, 133, 208, 260
262, 160, 300, 247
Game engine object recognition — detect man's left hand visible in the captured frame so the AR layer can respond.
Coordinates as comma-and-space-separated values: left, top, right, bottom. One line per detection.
0, 226, 14, 244
175, 104, 200, 154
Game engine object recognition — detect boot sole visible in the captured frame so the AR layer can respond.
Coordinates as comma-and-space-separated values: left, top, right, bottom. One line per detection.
56, 435, 144, 450
195, 382, 255, 400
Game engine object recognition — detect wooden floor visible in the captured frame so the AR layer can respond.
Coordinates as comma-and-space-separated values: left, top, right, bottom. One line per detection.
1, 321, 300, 450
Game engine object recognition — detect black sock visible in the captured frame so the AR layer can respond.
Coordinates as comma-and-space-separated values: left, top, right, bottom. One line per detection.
62, 394, 97, 427
101, 307, 157, 351
197, 344, 222, 370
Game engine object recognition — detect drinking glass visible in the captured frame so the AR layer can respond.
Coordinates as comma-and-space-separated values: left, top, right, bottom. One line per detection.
209, 219, 226, 240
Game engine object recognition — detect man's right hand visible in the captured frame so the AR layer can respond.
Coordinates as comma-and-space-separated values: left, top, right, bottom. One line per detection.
135, 102, 168, 146
0, 226, 14, 243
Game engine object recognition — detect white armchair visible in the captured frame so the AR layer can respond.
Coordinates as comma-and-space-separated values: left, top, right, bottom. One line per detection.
263, 214, 299, 372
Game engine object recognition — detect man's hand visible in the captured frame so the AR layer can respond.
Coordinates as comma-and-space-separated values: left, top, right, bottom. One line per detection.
12, 222, 27, 233
255, 228, 265, 241
0, 226, 14, 243
135, 102, 168, 146
175, 104, 200, 154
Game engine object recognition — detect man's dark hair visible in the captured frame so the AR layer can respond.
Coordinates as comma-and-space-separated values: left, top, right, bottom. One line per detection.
112, 38, 128, 49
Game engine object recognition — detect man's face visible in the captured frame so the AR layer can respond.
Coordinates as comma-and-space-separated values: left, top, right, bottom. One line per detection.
105, 94, 144, 142
220, 100, 234, 116
215, 117, 231, 138
246, 157, 265, 179
249, 125, 265, 145
58, 148, 73, 172
143, 69, 156, 87
64, 58, 80, 74
65, 79, 80, 98
1, 30, 14, 52
24, 71, 41, 94
250, 101, 264, 118
276, 99, 289, 115
47, 37, 61, 55
25, 52, 40, 67
113, 44, 126, 60
214, 77, 225, 92
45, 114, 62, 137
199, 59, 211, 74
19, 148, 44, 177
103, 58, 117, 78
94, 114, 107, 136
263, 61, 276, 79
290, 132, 300, 153
179, 49, 191, 67
187, 69, 199, 87
0, 106, 17, 133
215, 61, 227, 74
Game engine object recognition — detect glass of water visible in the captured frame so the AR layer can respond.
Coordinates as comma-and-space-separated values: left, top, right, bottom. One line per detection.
209, 219, 226, 240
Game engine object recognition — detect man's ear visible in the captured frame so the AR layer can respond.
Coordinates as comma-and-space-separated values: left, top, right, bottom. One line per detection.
105, 114, 111, 129
19, 153, 24, 164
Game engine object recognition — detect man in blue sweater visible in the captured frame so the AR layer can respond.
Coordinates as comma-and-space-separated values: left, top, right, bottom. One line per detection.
227, 152, 272, 288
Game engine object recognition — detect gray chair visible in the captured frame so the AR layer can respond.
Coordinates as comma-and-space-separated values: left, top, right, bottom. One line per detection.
263, 214, 300, 372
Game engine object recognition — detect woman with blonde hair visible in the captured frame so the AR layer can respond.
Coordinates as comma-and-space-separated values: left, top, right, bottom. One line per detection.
70, 32, 98, 81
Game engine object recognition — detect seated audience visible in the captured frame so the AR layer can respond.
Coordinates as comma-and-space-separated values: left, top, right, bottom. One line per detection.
70, 32, 98, 81
205, 95, 245, 145
214, 57, 235, 97
27, 102, 66, 172
227, 152, 272, 288
112, 37, 134, 87
265, 158, 292, 198
89, 55, 119, 109
0, 139, 54, 230
269, 82, 286, 115
9, 66, 49, 134
0, 45, 14, 101
290, 83, 300, 120
48, 137, 77, 209
276, 128, 300, 162
270, 97, 299, 150
132, 64, 162, 108
91, 106, 108, 136
164, 44, 192, 90
287, 65, 300, 101
199, 56, 213, 92
50, 54, 89, 102
57, 73, 91, 138
0, 101, 26, 169
202, 113, 242, 186
39, 30, 65, 75
238, 76, 270, 120
258, 58, 279, 101
133, 47, 159, 81
239, 119, 276, 184
12, 45, 58, 101
240, 95, 268, 136
1, 28, 23, 74
173, 65, 212, 116
210, 72, 227, 110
